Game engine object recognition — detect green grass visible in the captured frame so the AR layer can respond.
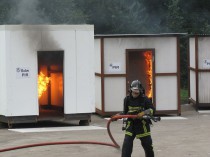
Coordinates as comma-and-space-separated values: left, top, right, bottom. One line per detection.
181, 88, 188, 104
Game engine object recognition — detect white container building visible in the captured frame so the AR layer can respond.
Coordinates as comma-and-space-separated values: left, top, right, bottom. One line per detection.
189, 35, 210, 109
94, 34, 183, 116
0, 25, 95, 127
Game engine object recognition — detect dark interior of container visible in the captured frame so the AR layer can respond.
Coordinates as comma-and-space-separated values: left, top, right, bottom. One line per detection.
37, 51, 64, 119
127, 50, 153, 100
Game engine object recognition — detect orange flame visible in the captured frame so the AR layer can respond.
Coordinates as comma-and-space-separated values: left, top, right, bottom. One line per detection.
38, 72, 50, 98
144, 51, 152, 98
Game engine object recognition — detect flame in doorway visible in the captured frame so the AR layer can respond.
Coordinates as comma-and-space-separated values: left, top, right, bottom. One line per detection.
38, 72, 50, 98
144, 51, 152, 98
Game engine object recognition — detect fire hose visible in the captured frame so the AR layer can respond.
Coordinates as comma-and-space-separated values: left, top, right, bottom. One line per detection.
0, 114, 160, 153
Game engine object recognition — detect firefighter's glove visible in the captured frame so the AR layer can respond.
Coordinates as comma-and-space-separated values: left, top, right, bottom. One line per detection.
137, 109, 153, 118
144, 109, 153, 116
137, 112, 145, 118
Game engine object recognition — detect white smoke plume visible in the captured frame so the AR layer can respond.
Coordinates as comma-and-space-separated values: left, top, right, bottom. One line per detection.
8, 0, 50, 24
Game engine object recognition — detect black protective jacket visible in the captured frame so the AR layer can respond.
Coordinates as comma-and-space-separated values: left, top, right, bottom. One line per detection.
122, 94, 155, 138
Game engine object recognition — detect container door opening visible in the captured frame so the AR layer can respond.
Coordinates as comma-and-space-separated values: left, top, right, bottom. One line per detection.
127, 50, 154, 100
38, 51, 64, 119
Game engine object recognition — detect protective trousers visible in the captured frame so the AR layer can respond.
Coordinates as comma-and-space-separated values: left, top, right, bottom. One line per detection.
121, 134, 154, 157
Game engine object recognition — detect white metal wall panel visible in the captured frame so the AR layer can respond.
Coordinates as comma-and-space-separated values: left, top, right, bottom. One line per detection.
94, 39, 101, 73
190, 70, 196, 101
152, 38, 177, 73
104, 38, 126, 74
199, 72, 210, 103
76, 30, 95, 113
197, 37, 210, 104
189, 38, 196, 68
6, 30, 39, 116
95, 76, 102, 110
104, 77, 126, 112
155, 76, 177, 110
198, 37, 210, 69
103, 37, 177, 74
0, 30, 7, 115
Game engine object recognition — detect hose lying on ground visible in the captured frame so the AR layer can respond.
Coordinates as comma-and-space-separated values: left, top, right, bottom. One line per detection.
0, 114, 160, 153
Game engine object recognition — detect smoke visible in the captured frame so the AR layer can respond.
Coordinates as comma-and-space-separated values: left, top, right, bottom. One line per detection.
6, 0, 62, 50
8, 0, 50, 24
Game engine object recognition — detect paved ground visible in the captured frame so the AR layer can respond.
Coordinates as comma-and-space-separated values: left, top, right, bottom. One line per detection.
0, 104, 210, 157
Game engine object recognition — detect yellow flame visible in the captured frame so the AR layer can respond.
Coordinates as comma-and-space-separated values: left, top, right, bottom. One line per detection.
38, 72, 50, 98
144, 51, 152, 98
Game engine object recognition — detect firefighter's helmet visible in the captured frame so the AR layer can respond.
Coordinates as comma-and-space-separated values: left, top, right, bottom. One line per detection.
130, 80, 144, 94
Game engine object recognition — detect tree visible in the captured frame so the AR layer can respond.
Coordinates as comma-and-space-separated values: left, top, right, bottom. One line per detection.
1, 0, 86, 24
76, 0, 151, 34
165, 0, 185, 32
39, 0, 87, 24
0, 0, 11, 24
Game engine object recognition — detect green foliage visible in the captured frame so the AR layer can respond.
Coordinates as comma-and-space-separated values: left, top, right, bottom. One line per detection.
0, 0, 87, 24
181, 88, 188, 104
179, 37, 188, 89
167, 0, 210, 34
76, 0, 149, 33
166, 0, 185, 32
39, 0, 87, 24
0, 0, 11, 24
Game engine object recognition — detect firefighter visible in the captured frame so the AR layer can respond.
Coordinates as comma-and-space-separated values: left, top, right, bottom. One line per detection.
121, 80, 155, 157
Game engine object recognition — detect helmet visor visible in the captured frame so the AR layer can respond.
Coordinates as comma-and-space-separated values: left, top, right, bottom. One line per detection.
131, 88, 140, 93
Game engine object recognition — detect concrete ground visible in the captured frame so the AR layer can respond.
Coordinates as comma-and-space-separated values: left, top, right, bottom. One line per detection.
0, 104, 210, 157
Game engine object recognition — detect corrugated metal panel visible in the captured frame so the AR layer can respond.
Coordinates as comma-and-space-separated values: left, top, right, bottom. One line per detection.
0, 30, 7, 115
189, 36, 210, 106
104, 77, 126, 112
198, 37, 210, 69
190, 71, 196, 101
155, 76, 177, 110
104, 38, 126, 74
63, 31, 77, 114
189, 38, 196, 68
94, 39, 101, 73
76, 30, 95, 113
154, 37, 177, 73
199, 72, 210, 103
95, 76, 102, 110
